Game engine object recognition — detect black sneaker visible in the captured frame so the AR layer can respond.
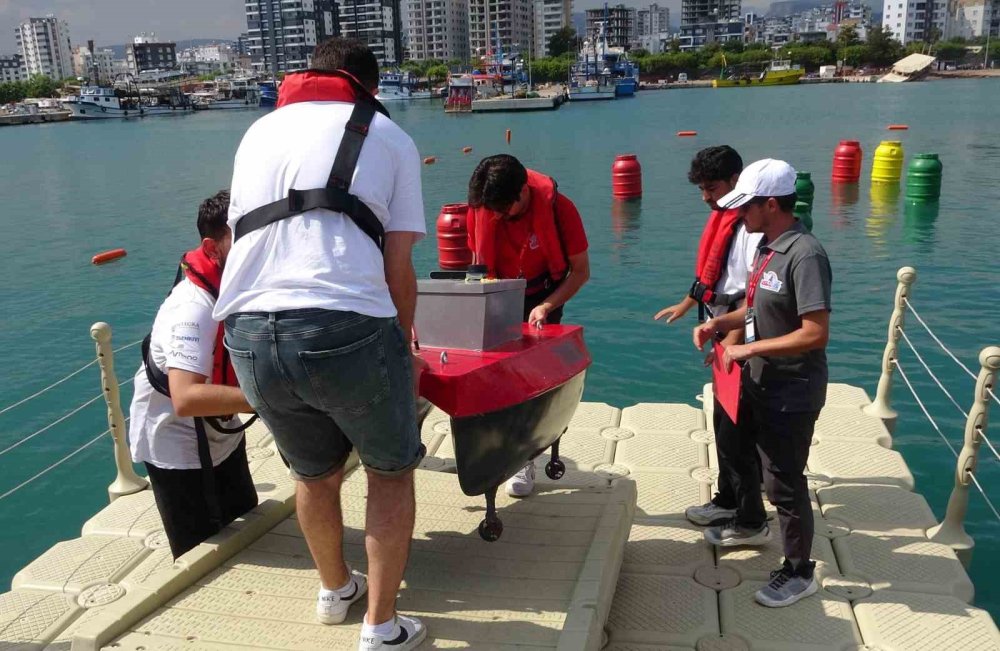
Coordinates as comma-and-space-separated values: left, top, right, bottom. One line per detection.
704, 518, 770, 546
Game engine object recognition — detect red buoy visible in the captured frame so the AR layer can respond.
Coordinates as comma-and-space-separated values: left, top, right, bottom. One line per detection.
831, 140, 862, 183
462, 146, 473, 154
612, 155, 642, 199
423, 156, 437, 165
676, 131, 698, 137
505, 129, 511, 144
888, 124, 909, 130
92, 248, 127, 265
436, 204, 473, 270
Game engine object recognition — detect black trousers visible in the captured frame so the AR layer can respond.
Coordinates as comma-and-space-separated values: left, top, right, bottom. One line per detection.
713, 398, 762, 516
722, 392, 819, 577
145, 437, 259, 559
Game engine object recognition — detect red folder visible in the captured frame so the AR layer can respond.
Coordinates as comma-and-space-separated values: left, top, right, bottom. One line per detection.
711, 342, 741, 424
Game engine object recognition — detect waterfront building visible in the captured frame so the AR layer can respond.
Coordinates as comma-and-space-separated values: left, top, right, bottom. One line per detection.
534, 0, 573, 57
637, 4, 671, 37
404, 0, 469, 61
71, 41, 115, 83
679, 20, 745, 49
469, 0, 533, 63
681, 0, 741, 26
126, 34, 177, 74
15, 16, 73, 80
339, 0, 403, 65
883, 0, 953, 43
585, 4, 637, 47
0, 53, 25, 83
952, 0, 998, 38
245, 0, 339, 74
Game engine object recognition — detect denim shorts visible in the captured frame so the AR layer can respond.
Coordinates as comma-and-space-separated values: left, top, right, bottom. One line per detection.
224, 309, 425, 480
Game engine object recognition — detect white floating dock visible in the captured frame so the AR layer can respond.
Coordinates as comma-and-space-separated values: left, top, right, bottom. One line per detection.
2, 385, 999, 650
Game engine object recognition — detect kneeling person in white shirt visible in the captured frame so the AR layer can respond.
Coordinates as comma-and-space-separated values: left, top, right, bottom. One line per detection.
128, 190, 258, 559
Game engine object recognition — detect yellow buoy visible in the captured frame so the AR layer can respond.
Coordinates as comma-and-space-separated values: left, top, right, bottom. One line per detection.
872, 140, 904, 183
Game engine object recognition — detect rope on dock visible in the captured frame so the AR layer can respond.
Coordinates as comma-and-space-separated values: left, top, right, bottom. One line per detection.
0, 419, 128, 502
0, 377, 133, 458
895, 359, 1000, 522
0, 338, 142, 417
903, 298, 978, 381
899, 300, 1000, 464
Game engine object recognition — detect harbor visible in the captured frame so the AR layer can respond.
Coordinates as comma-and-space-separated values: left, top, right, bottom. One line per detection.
1, 79, 1000, 648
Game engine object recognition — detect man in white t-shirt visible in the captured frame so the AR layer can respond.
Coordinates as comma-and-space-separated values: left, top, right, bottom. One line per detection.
129, 190, 258, 560
214, 39, 428, 651
653, 146, 766, 536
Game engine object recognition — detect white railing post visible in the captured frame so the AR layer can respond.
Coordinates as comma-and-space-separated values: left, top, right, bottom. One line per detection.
90, 322, 148, 501
927, 346, 1000, 567
863, 266, 917, 432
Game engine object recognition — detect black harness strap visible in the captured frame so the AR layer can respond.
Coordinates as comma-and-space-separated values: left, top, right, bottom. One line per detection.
233, 94, 385, 252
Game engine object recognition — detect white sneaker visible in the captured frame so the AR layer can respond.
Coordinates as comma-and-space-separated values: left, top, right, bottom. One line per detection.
316, 569, 368, 625
505, 463, 536, 497
358, 614, 427, 650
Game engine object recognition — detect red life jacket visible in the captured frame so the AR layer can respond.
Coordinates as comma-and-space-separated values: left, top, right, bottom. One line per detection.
690, 208, 743, 305
276, 68, 367, 107
467, 170, 567, 289
179, 247, 238, 388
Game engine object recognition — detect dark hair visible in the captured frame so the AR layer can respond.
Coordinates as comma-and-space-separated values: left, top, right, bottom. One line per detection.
312, 37, 379, 90
688, 146, 743, 185
468, 154, 529, 211
197, 190, 230, 240
748, 193, 797, 213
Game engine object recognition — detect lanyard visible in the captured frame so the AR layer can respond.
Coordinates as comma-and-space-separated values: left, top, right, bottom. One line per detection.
746, 250, 776, 309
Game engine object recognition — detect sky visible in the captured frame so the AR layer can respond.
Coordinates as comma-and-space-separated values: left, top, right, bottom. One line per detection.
0, 0, 770, 55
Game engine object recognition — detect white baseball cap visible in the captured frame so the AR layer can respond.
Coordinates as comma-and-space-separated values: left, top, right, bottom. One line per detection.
718, 158, 797, 210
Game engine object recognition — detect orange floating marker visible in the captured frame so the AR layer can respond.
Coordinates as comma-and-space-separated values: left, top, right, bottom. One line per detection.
462, 146, 473, 154
677, 130, 698, 137
92, 248, 127, 265
888, 124, 909, 130
505, 129, 511, 144
423, 156, 437, 165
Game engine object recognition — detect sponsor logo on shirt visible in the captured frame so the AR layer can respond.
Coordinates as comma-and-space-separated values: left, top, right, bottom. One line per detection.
168, 350, 199, 362
528, 234, 540, 250
760, 271, 783, 293
171, 335, 200, 343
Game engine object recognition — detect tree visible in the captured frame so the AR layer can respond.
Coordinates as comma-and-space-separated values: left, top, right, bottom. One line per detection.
668, 39, 681, 53
547, 27, 579, 57
866, 25, 904, 66
934, 41, 967, 61
839, 44, 871, 67
837, 24, 861, 48
25, 74, 58, 98
425, 64, 449, 84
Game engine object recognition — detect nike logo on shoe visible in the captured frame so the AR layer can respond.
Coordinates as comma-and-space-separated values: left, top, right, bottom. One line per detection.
340, 580, 358, 601
383, 627, 409, 645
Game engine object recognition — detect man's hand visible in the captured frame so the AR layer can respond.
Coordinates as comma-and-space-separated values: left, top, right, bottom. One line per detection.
723, 343, 755, 371
411, 353, 429, 399
654, 301, 692, 323
693, 319, 717, 351
528, 303, 551, 328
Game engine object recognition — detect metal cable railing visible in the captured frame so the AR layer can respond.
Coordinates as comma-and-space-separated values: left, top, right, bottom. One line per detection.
0, 418, 130, 502
0, 338, 142, 417
903, 298, 978, 381
895, 360, 1000, 522
0, 377, 133, 458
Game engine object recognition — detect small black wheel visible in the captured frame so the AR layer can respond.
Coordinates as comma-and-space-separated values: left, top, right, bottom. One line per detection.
545, 459, 566, 480
478, 517, 503, 542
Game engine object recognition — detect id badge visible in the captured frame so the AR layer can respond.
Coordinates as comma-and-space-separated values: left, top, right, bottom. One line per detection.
745, 308, 757, 344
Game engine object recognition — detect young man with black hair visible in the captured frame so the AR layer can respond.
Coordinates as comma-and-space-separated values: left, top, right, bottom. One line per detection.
653, 146, 765, 534
466, 154, 590, 497
215, 38, 428, 649
694, 158, 833, 608
128, 190, 258, 560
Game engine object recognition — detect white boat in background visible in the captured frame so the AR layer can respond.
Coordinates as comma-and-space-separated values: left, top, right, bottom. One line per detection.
63, 78, 192, 119
189, 79, 260, 110
376, 71, 441, 101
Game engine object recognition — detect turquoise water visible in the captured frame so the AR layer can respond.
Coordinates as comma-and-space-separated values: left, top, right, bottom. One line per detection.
1, 81, 999, 616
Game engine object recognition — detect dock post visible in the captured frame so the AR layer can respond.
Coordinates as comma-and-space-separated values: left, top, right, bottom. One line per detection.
863, 266, 916, 432
91, 322, 148, 502
927, 346, 1000, 567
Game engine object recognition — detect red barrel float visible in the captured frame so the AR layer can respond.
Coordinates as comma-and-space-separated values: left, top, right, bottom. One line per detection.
437, 203, 473, 270
92, 248, 127, 265
612, 154, 642, 199
831, 140, 862, 183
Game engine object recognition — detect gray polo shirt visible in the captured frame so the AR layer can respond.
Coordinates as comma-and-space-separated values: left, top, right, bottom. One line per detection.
744, 221, 832, 413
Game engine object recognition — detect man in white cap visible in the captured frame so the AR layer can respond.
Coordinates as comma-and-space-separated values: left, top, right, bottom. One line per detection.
693, 158, 832, 608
